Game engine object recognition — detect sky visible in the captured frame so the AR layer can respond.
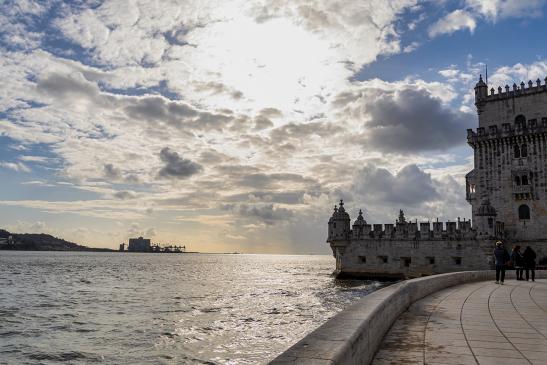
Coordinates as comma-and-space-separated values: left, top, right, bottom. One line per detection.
1, 0, 547, 254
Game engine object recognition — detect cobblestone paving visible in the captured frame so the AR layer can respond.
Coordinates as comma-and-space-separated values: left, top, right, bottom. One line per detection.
372, 279, 547, 365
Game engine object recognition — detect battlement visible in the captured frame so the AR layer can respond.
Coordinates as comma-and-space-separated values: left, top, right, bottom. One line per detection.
483, 78, 547, 102
351, 218, 475, 241
467, 116, 547, 144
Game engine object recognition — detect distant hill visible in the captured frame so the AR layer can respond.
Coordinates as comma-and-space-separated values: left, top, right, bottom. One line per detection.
0, 229, 114, 252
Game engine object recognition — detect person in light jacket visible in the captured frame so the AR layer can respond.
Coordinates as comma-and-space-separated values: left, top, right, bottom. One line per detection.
493, 241, 510, 284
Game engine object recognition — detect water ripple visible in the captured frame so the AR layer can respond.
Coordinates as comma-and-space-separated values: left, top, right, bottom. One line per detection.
0, 252, 379, 364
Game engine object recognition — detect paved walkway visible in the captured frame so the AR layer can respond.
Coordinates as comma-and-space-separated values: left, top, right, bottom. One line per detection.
372, 279, 547, 365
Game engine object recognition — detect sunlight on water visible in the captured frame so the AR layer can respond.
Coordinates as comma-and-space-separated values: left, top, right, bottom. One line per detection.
0, 252, 381, 364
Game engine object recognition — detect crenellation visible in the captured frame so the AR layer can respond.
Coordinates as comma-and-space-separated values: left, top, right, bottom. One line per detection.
480, 77, 547, 101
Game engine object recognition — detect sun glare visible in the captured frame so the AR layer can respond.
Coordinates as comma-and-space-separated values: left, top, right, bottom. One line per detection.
187, 15, 347, 116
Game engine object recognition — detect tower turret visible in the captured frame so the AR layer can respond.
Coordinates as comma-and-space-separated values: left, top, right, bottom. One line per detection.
352, 209, 366, 239
474, 74, 488, 114
327, 200, 351, 257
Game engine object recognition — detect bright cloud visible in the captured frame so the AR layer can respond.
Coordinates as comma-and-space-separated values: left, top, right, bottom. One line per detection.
429, 10, 476, 37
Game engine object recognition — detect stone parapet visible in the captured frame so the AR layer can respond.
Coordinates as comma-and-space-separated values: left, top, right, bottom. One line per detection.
467, 118, 547, 145
349, 220, 474, 241
269, 270, 547, 365
483, 78, 547, 102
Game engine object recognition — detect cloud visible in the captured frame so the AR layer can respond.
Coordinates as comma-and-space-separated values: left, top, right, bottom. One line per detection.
466, 0, 546, 21
234, 203, 294, 225
238, 173, 317, 189
429, 1, 545, 38
113, 190, 137, 200
428, 10, 476, 38
158, 147, 203, 179
145, 227, 157, 237
104, 163, 122, 180
0, 161, 30, 172
352, 164, 440, 207
352, 88, 474, 153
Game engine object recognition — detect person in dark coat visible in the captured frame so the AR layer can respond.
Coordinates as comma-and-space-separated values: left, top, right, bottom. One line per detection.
493, 241, 510, 284
511, 245, 524, 280
523, 246, 537, 282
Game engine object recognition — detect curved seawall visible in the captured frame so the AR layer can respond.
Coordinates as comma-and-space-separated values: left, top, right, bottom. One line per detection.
270, 270, 546, 365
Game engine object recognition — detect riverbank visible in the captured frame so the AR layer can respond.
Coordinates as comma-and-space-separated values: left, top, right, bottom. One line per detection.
0, 229, 115, 251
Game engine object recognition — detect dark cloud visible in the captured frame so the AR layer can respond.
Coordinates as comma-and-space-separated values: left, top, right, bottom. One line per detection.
123, 95, 233, 132
114, 190, 137, 200
358, 88, 474, 152
193, 81, 243, 99
259, 108, 283, 118
226, 191, 309, 205
104, 163, 121, 179
238, 173, 317, 189
352, 164, 440, 206
269, 121, 344, 141
254, 116, 274, 130
224, 204, 294, 225
158, 147, 202, 179
37, 73, 101, 99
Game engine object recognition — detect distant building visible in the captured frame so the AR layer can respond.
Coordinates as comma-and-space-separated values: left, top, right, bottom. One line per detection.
127, 237, 151, 252
119, 243, 125, 252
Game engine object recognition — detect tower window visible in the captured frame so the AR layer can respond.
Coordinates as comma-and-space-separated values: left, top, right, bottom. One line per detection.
518, 204, 530, 220
359, 256, 367, 264
515, 176, 521, 186
402, 257, 411, 267
514, 144, 521, 158
378, 255, 388, 264
426, 256, 435, 265
522, 175, 529, 185
521, 144, 528, 157
488, 218, 493, 228
515, 114, 526, 129
453, 257, 462, 265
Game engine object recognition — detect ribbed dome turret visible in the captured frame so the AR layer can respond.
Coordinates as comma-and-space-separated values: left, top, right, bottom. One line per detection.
476, 198, 496, 216
330, 200, 350, 221
353, 209, 366, 227
475, 74, 487, 88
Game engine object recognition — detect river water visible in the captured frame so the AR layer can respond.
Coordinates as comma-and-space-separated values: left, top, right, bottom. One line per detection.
0, 252, 380, 364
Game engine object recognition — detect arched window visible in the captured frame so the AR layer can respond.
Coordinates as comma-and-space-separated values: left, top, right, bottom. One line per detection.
514, 144, 521, 158
522, 175, 529, 185
521, 143, 528, 157
515, 114, 526, 129
518, 204, 530, 220
515, 176, 521, 185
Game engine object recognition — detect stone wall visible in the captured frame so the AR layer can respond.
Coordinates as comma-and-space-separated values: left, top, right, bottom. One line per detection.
335, 238, 547, 279
338, 238, 490, 278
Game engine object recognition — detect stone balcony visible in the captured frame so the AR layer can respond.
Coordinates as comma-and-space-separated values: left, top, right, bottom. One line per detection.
513, 185, 531, 194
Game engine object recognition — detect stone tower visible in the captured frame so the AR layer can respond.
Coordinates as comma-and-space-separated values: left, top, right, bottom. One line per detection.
327, 200, 351, 256
467, 75, 547, 241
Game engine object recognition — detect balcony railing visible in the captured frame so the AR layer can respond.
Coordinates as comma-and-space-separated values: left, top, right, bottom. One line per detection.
513, 185, 531, 194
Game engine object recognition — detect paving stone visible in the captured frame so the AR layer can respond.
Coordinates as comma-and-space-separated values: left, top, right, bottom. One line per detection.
371, 280, 547, 365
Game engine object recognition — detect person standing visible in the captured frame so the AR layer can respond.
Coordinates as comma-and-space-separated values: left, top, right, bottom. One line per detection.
523, 246, 537, 282
511, 245, 524, 280
494, 241, 510, 284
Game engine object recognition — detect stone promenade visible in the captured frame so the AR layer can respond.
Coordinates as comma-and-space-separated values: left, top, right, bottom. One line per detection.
372, 279, 547, 365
